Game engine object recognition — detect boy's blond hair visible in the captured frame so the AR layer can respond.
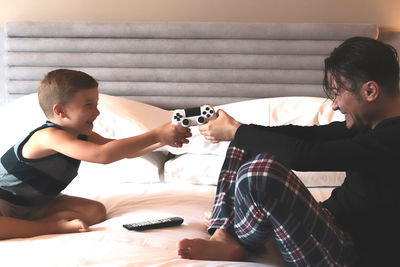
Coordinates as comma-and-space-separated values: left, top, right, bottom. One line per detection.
38, 69, 99, 118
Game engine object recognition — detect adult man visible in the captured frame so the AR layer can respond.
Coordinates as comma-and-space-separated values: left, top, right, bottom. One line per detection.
177, 37, 400, 266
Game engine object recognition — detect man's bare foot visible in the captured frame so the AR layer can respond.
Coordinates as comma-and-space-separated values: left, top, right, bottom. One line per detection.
177, 229, 247, 261
56, 219, 89, 233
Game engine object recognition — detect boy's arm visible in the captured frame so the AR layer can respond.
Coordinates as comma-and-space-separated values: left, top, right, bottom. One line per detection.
88, 132, 114, 145
88, 132, 163, 158
40, 123, 188, 164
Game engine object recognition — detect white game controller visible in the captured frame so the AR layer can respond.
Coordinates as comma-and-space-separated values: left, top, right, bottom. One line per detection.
172, 104, 216, 127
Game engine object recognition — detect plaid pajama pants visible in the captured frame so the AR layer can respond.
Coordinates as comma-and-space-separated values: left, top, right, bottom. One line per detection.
208, 142, 356, 266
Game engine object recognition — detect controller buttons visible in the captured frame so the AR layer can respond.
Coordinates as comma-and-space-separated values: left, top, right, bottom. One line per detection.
182, 119, 189, 126
203, 108, 213, 118
197, 117, 205, 124
174, 113, 183, 122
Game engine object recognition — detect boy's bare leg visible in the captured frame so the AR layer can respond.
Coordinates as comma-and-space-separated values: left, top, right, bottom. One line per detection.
0, 195, 106, 240
0, 216, 88, 240
177, 229, 248, 261
39, 195, 106, 226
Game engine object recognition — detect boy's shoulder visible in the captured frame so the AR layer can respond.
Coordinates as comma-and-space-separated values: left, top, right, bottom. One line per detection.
33, 123, 89, 142
30, 122, 63, 138
33, 125, 61, 137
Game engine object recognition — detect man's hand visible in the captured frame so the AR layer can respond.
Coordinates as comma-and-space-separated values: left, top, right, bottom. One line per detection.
199, 109, 241, 143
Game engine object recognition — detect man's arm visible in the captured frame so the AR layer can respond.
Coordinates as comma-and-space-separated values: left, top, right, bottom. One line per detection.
233, 122, 394, 172
255, 121, 354, 141
199, 109, 351, 143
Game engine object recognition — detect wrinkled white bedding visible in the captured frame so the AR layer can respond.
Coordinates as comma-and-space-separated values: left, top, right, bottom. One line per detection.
0, 181, 297, 267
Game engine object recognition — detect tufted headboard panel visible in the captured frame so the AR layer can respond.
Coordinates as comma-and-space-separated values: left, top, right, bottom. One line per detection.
2, 22, 378, 109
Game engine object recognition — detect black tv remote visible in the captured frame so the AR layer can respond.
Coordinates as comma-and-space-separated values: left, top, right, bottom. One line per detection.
123, 216, 184, 231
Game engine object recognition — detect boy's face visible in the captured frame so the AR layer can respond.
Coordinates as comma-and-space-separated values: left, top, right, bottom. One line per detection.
60, 87, 100, 136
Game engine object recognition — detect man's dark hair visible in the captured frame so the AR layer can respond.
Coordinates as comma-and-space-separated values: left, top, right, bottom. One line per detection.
323, 37, 399, 98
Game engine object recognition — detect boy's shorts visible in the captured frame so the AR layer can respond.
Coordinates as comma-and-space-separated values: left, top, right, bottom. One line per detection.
0, 198, 51, 220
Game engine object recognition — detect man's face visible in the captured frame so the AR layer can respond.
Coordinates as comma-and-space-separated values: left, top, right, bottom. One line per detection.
330, 79, 371, 129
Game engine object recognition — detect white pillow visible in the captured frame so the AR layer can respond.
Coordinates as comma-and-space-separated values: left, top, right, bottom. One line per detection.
164, 153, 345, 187
75, 151, 166, 184
95, 94, 171, 138
0, 93, 46, 155
293, 170, 346, 187
166, 96, 344, 156
164, 154, 225, 185
0, 93, 171, 184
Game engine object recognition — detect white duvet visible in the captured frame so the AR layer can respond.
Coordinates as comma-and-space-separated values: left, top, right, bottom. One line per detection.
0, 182, 289, 267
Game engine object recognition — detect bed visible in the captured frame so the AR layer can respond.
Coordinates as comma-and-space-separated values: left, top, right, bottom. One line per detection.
0, 22, 378, 267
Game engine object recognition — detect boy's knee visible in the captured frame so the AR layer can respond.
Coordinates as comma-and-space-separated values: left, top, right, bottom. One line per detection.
87, 201, 106, 224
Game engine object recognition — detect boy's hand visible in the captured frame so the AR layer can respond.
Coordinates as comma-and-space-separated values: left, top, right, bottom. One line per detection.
158, 122, 192, 147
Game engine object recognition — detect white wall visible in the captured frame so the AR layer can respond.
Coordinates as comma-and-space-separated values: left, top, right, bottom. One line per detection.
0, 0, 399, 28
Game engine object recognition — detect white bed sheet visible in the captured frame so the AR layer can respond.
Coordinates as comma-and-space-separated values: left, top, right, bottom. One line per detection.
0, 181, 294, 267
164, 153, 345, 188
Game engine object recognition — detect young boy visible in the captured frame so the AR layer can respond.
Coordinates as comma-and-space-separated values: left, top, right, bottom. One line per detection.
0, 69, 191, 240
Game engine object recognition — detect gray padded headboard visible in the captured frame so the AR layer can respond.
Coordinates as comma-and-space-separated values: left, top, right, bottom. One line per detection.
0, 26, 5, 107
3, 22, 378, 109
